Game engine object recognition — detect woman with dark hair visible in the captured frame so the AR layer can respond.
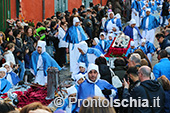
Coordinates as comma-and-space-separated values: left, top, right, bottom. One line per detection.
4, 28, 13, 38
95, 56, 112, 84
157, 75, 170, 113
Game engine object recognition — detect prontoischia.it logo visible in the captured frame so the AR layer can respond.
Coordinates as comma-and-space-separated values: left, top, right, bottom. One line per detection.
53, 96, 161, 108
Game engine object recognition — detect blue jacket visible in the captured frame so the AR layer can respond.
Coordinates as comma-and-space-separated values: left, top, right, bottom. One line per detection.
123, 25, 142, 40
30, 51, 62, 76
140, 15, 159, 30
153, 58, 170, 80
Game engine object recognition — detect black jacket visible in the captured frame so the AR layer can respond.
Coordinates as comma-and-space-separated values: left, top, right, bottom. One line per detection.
160, 38, 170, 50
124, 80, 165, 113
162, 2, 169, 16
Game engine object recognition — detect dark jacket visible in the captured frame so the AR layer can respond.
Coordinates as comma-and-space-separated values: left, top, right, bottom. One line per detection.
98, 64, 112, 84
128, 80, 165, 113
162, 2, 169, 16
164, 90, 170, 113
160, 38, 170, 50
113, 66, 126, 82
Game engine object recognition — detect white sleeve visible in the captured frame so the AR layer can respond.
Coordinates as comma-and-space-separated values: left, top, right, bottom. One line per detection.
109, 89, 117, 98
132, 8, 137, 14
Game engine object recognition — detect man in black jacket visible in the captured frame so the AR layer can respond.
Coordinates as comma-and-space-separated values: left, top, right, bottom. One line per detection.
123, 66, 165, 113
155, 33, 170, 50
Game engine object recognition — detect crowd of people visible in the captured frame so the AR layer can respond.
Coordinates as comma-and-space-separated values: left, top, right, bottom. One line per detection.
1, 0, 170, 113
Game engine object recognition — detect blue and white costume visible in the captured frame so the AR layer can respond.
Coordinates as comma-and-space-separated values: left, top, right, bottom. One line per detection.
98, 32, 110, 54
141, 8, 159, 44
30, 41, 61, 85
123, 19, 142, 47
92, 38, 104, 53
0, 67, 12, 95
140, 6, 146, 24
77, 64, 117, 111
149, 1, 157, 14
125, 41, 137, 57
104, 12, 122, 32
63, 17, 88, 73
107, 33, 114, 47
3, 62, 20, 86
131, 0, 142, 27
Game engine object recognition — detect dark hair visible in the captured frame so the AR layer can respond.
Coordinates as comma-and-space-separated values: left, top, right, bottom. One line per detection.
114, 58, 126, 67
0, 102, 15, 113
95, 57, 107, 65
80, 5, 85, 9
158, 50, 168, 58
46, 18, 51, 21
51, 15, 56, 19
127, 67, 138, 76
72, 8, 78, 14
13, 29, 21, 38
16, 19, 20, 24
89, 2, 94, 7
157, 75, 170, 91
36, 22, 44, 28
7, 43, 15, 50
4, 28, 12, 37
155, 33, 164, 39
50, 21, 57, 28
61, 21, 66, 26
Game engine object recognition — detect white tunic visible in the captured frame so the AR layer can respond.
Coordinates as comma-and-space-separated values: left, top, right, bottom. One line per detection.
131, 9, 140, 27
133, 28, 140, 47
4, 50, 16, 65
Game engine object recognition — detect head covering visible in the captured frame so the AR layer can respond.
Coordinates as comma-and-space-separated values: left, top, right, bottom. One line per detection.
73, 17, 80, 26
141, 39, 146, 44
129, 19, 136, 26
86, 63, 100, 83
78, 41, 88, 54
130, 41, 135, 46
115, 13, 121, 19
94, 38, 99, 44
107, 33, 113, 40
67, 86, 77, 96
151, 1, 155, 4
165, 46, 170, 55
146, 8, 151, 12
99, 32, 106, 39
75, 73, 85, 85
108, 12, 114, 19
2, 62, 12, 72
36, 40, 46, 53
79, 62, 86, 69
0, 67, 7, 73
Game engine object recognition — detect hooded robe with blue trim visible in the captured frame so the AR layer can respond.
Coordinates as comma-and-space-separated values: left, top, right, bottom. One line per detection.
98, 40, 110, 54
123, 25, 142, 40
5, 71, 20, 85
137, 41, 156, 54
0, 78, 12, 94
30, 51, 62, 77
104, 18, 122, 32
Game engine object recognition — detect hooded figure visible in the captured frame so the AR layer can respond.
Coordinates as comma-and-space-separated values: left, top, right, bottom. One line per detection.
98, 32, 109, 54
63, 17, 88, 74
77, 63, 117, 111
30, 41, 61, 85
104, 12, 122, 32
3, 62, 20, 86
92, 38, 104, 54
125, 41, 137, 57
107, 33, 114, 47
123, 19, 142, 47
77, 41, 103, 70
56, 86, 77, 113
0, 67, 12, 94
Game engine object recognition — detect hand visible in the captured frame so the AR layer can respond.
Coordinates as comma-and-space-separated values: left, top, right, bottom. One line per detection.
24, 41, 27, 45
102, 88, 111, 95
135, 13, 137, 16
157, 48, 161, 52
123, 78, 129, 89
66, 48, 69, 53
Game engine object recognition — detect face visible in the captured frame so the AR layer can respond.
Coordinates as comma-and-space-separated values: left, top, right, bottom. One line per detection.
146, 4, 149, 7
79, 66, 85, 72
100, 35, 105, 40
11, 46, 15, 52
9, 30, 13, 36
131, 46, 135, 49
143, 7, 146, 10
131, 24, 136, 28
77, 78, 84, 85
17, 21, 21, 27
78, 48, 85, 55
112, 27, 117, 32
0, 71, 6, 78
110, 13, 114, 19
28, 28, 33, 36
156, 37, 164, 43
137, 69, 142, 81
68, 93, 77, 102
92, 40, 97, 45
4, 65, 10, 72
37, 46, 42, 54
109, 36, 112, 40
17, 32, 21, 38
75, 22, 80, 27
88, 69, 98, 82
146, 11, 150, 16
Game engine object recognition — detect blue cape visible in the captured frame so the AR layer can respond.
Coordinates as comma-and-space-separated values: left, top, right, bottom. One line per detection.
123, 25, 142, 39
6, 71, 20, 85
104, 18, 122, 32
0, 78, 12, 94
131, 1, 142, 12
140, 15, 159, 30
137, 41, 156, 54
30, 51, 62, 76
63, 25, 88, 44
78, 48, 103, 67
98, 40, 110, 54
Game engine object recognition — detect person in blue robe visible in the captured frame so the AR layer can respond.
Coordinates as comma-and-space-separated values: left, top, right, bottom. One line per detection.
125, 41, 137, 57
92, 37, 104, 54
140, 6, 146, 23
104, 12, 122, 32
123, 19, 142, 47
55, 86, 77, 113
137, 39, 156, 61
141, 8, 159, 44
63, 17, 88, 74
3, 62, 20, 86
74, 73, 85, 92
107, 33, 114, 47
98, 32, 110, 54
77, 41, 103, 68
30, 41, 61, 85
149, 1, 157, 13
76, 64, 117, 111
0, 67, 12, 95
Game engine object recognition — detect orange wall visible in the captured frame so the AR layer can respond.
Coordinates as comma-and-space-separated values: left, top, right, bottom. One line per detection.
11, 0, 17, 19
20, 0, 54, 24
68, 0, 82, 13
